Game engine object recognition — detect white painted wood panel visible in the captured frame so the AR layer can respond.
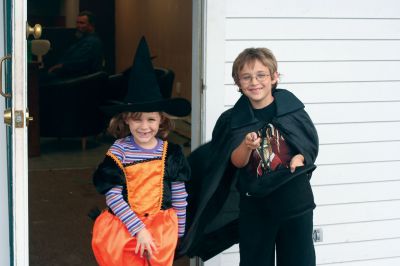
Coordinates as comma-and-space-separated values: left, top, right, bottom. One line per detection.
220, 252, 239, 266
224, 82, 400, 106
225, 61, 400, 84
317, 142, 400, 165
226, 18, 400, 40
314, 200, 400, 224
225, 40, 400, 62
279, 61, 400, 84
317, 257, 400, 266
287, 82, 400, 103
216, 237, 400, 265
203, 0, 400, 265
315, 238, 400, 264
207, 245, 400, 266
314, 219, 400, 244
217, 219, 400, 251
312, 161, 400, 185
313, 181, 400, 205
226, 0, 400, 18
316, 122, 400, 144
306, 102, 400, 124
222, 102, 400, 124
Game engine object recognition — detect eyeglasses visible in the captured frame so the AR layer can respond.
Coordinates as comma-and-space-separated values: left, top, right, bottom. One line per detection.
239, 72, 270, 85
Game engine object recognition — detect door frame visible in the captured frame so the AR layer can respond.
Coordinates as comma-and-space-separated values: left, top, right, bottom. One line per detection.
11, 0, 30, 265
1, 0, 12, 264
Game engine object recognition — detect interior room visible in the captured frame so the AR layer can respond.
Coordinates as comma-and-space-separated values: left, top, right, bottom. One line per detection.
27, 0, 192, 265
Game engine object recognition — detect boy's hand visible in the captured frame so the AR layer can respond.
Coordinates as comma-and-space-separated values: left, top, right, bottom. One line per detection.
290, 154, 305, 173
135, 228, 158, 258
244, 132, 261, 150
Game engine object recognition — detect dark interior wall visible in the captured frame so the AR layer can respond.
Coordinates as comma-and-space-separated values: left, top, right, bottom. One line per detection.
27, 0, 116, 74
28, 0, 65, 26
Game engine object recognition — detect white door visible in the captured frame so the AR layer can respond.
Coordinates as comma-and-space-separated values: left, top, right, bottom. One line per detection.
0, 0, 11, 264
0, 0, 30, 265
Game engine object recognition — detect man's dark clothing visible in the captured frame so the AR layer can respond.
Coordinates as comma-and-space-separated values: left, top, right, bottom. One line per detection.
56, 32, 103, 77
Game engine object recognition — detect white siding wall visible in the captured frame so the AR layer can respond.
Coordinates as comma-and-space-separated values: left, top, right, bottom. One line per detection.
203, 0, 400, 265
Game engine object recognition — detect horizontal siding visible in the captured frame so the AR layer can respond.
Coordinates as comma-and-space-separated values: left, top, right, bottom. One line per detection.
225, 61, 400, 84
312, 161, 400, 185
314, 181, 400, 205
288, 82, 400, 103
219, 252, 400, 266
314, 219, 400, 244
217, 238, 400, 266
225, 40, 400, 62
317, 257, 400, 266
317, 142, 400, 165
226, 18, 400, 40
206, 0, 400, 265
316, 238, 400, 264
226, 0, 400, 18
316, 122, 400, 144
315, 200, 400, 224
307, 102, 400, 124
224, 81, 400, 106
221, 218, 400, 249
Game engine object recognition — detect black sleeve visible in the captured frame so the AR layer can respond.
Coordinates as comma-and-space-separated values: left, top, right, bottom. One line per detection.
92, 155, 125, 194
165, 143, 191, 182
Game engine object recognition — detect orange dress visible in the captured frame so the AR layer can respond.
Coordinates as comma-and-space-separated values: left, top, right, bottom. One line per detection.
92, 142, 179, 266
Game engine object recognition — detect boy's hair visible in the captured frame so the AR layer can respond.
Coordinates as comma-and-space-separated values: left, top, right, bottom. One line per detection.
231, 47, 279, 91
107, 112, 174, 139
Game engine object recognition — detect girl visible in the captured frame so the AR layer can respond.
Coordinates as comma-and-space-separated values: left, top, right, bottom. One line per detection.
91, 37, 191, 266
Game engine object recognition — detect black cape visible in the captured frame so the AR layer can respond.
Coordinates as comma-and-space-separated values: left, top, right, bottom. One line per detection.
178, 89, 319, 260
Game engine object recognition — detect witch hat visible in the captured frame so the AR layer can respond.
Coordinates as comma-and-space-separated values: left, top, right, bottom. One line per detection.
102, 37, 191, 117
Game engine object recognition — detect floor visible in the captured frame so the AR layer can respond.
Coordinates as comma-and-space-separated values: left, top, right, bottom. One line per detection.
28, 124, 191, 266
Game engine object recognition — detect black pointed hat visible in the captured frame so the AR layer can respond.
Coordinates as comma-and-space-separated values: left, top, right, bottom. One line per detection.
102, 37, 191, 117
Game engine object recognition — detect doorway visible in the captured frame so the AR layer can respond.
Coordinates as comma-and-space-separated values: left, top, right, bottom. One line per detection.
27, 0, 193, 265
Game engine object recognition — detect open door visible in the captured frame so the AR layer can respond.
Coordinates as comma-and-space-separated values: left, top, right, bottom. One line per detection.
0, 0, 12, 264
1, 0, 203, 264
1, 0, 35, 264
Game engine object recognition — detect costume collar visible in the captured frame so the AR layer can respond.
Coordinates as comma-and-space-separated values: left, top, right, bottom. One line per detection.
231, 89, 304, 129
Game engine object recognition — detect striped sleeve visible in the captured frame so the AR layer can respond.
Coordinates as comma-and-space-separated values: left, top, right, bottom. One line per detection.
105, 186, 145, 236
171, 181, 188, 237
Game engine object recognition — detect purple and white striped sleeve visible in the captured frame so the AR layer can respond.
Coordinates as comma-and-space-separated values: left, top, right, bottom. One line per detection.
105, 186, 145, 236
171, 181, 188, 238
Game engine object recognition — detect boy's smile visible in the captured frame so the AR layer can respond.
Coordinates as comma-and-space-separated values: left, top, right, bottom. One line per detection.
239, 59, 278, 109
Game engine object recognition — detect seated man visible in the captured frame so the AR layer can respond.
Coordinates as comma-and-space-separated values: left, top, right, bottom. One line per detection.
47, 11, 104, 78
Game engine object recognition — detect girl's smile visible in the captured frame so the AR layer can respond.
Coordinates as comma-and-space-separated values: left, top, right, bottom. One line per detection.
125, 112, 161, 149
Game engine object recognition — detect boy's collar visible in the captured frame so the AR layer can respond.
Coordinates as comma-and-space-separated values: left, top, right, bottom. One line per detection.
230, 89, 304, 129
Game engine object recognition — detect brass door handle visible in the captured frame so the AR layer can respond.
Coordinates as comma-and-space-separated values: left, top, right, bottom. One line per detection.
0, 55, 12, 98
3, 108, 11, 125
3, 108, 33, 127
26, 23, 42, 40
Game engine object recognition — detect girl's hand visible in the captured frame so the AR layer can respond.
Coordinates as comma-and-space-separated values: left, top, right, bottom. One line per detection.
244, 132, 261, 150
290, 154, 305, 173
135, 228, 158, 258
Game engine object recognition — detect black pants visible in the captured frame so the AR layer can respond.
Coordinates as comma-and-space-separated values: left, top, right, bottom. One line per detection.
239, 210, 315, 266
